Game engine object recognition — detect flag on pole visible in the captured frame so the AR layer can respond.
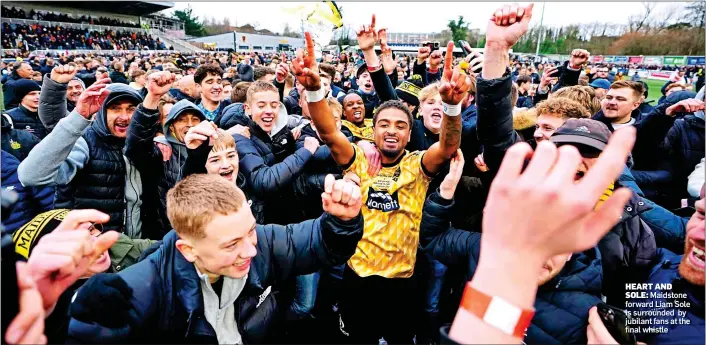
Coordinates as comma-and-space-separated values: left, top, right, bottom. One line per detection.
282, 1, 343, 59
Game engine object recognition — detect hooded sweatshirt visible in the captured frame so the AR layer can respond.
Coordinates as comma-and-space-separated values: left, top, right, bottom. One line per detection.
18, 84, 145, 237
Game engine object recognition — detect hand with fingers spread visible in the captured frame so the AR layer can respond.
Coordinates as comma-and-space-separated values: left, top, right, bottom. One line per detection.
486, 3, 535, 49
666, 98, 705, 117
482, 127, 636, 265
75, 78, 112, 119
184, 121, 219, 149
439, 150, 465, 199
27, 210, 120, 312
321, 174, 363, 221
439, 42, 472, 106
356, 14, 378, 51
569, 49, 590, 70
50, 64, 78, 84
539, 65, 559, 90
378, 29, 396, 75
291, 32, 321, 92
4, 262, 46, 345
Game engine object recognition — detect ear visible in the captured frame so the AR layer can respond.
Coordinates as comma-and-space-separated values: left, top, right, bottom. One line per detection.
243, 102, 251, 115
175, 239, 197, 263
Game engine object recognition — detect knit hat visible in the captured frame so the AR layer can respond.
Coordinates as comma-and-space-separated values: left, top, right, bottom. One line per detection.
550, 118, 612, 154
71, 76, 86, 89
9, 79, 41, 107
13, 209, 70, 259
395, 74, 423, 107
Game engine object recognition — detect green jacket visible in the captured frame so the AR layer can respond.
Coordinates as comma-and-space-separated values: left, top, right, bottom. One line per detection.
109, 233, 157, 272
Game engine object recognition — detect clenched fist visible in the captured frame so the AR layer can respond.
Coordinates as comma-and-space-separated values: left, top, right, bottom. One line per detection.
51, 65, 78, 84
486, 3, 534, 49
321, 174, 363, 221
146, 71, 175, 97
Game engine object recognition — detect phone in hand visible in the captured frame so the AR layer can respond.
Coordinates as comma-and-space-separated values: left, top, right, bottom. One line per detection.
596, 303, 637, 345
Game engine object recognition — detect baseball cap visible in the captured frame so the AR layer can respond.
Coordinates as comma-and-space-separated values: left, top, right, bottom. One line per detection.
589, 78, 611, 90
550, 118, 612, 155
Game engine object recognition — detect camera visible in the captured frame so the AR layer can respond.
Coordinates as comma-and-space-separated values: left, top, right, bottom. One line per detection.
420, 41, 440, 51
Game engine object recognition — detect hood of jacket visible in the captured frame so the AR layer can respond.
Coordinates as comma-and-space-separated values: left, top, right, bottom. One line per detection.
1, 114, 11, 133
163, 99, 206, 146
540, 247, 603, 294
246, 102, 290, 139
219, 102, 249, 129
90, 84, 143, 144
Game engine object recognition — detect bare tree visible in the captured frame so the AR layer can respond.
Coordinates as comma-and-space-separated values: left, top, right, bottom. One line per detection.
686, 0, 706, 28
627, 2, 656, 33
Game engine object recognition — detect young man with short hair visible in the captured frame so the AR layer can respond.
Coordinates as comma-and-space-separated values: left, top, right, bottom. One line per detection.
67, 173, 364, 344
533, 97, 591, 143
3, 79, 46, 139
194, 64, 228, 121
253, 66, 275, 83
594, 80, 644, 130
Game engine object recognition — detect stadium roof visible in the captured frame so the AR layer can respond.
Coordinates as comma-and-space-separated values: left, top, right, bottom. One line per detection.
33, 1, 174, 16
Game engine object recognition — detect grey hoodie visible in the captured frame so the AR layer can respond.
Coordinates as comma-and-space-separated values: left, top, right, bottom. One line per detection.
19, 84, 145, 238
156, 99, 206, 188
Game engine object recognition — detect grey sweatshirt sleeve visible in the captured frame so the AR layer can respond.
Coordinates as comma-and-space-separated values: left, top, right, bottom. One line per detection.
39, 74, 69, 130
18, 110, 91, 187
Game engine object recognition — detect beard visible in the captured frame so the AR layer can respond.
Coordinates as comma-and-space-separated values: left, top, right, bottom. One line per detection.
380, 147, 403, 159
679, 241, 705, 286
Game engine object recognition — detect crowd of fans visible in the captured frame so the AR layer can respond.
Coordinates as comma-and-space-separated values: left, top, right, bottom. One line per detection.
1, 6, 141, 28
0, 3, 704, 345
2, 23, 170, 51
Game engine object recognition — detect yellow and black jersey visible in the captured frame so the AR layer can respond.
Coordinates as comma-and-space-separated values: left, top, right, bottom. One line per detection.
342, 119, 374, 142
343, 144, 433, 278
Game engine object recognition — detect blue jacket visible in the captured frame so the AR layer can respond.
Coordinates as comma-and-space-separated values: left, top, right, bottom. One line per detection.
5, 105, 48, 140
236, 113, 313, 224
1, 151, 54, 233
419, 191, 603, 344
67, 212, 364, 344
629, 249, 704, 345
661, 114, 705, 203
1, 114, 39, 162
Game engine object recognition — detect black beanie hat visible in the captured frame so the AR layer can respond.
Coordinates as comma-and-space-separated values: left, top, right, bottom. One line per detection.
13, 209, 70, 259
395, 74, 424, 107
10, 79, 41, 107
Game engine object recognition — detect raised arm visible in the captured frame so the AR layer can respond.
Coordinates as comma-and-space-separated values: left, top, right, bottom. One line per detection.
358, 16, 399, 103
422, 42, 467, 174
38, 66, 77, 130
292, 32, 354, 166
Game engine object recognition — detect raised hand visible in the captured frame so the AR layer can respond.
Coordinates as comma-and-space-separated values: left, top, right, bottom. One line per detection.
463, 50, 484, 75
303, 136, 320, 154
474, 152, 489, 172
569, 49, 590, 69
379, 29, 396, 75
486, 3, 534, 49
481, 127, 636, 266
417, 46, 431, 65
358, 140, 381, 177
440, 149, 465, 199
291, 32, 321, 91
275, 53, 290, 83
439, 42, 472, 105
429, 50, 443, 71
50, 64, 78, 84
27, 210, 119, 312
539, 65, 559, 90
321, 174, 363, 221
75, 78, 112, 119
146, 71, 175, 97
184, 121, 219, 149
155, 140, 173, 162
356, 14, 378, 51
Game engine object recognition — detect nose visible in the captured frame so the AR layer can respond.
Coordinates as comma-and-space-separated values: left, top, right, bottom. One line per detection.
219, 159, 231, 169
533, 128, 544, 140
242, 239, 257, 258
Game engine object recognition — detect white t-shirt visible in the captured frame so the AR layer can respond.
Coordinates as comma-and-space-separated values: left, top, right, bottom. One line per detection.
612, 118, 636, 130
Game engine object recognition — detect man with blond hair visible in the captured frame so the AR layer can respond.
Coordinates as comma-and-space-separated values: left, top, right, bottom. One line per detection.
67, 173, 364, 344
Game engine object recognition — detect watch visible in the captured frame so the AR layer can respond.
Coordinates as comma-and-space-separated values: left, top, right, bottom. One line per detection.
460, 283, 534, 338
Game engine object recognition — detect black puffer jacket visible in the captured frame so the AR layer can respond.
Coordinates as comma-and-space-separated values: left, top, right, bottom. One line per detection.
660, 114, 705, 205
67, 212, 364, 344
597, 189, 657, 307
125, 100, 207, 237
236, 114, 313, 224
5, 105, 47, 139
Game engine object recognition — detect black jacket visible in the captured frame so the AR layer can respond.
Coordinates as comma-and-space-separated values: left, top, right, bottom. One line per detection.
5, 105, 47, 139
67, 212, 364, 344
420, 191, 604, 344
2, 74, 23, 109
660, 115, 705, 204
109, 71, 129, 85
0, 114, 39, 162
236, 115, 313, 224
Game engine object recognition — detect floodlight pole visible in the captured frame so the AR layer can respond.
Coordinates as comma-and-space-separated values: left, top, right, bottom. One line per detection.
535, 2, 546, 56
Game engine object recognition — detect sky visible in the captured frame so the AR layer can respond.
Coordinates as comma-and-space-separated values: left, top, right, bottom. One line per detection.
167, 2, 686, 35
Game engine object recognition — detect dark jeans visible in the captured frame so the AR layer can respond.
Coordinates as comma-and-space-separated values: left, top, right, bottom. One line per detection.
338, 265, 416, 344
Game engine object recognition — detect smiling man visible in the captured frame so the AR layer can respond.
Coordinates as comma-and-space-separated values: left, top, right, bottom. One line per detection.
340, 91, 373, 141
125, 71, 207, 237
67, 173, 364, 344
195, 64, 228, 121
18, 79, 154, 239
594, 81, 645, 130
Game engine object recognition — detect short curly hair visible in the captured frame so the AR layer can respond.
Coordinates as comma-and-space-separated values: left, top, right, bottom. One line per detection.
373, 100, 414, 126
535, 97, 590, 120
194, 64, 224, 84
551, 85, 601, 115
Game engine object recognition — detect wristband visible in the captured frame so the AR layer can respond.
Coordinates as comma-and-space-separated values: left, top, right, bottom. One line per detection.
460, 283, 534, 338
306, 88, 326, 103
442, 102, 462, 117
